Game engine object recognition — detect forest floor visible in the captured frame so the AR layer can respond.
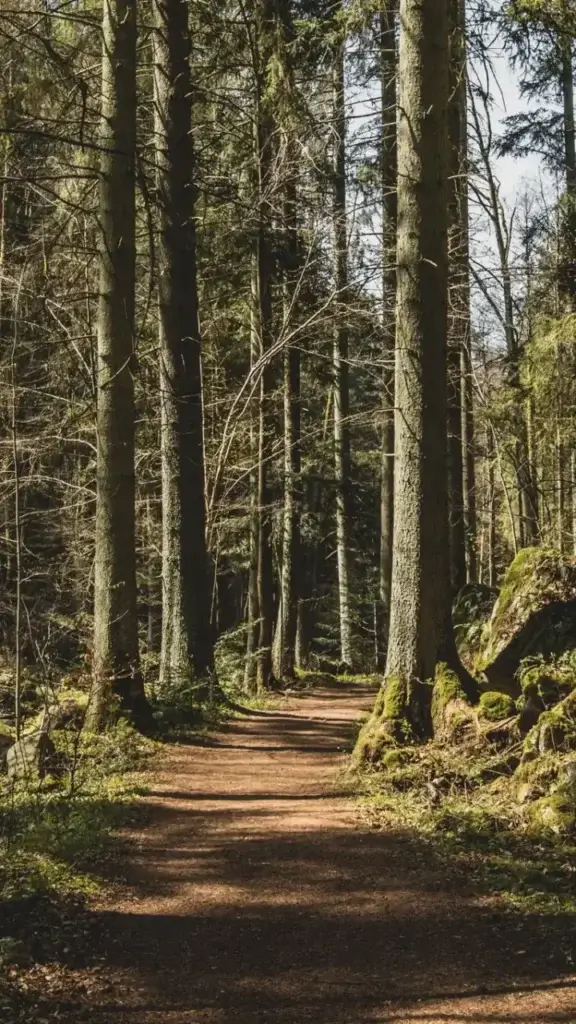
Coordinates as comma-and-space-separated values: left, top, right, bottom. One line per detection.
21, 682, 576, 1022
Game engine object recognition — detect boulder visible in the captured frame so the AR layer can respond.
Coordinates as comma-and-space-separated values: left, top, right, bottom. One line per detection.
6, 731, 57, 782
40, 698, 86, 733
524, 690, 576, 756
478, 548, 576, 694
453, 583, 497, 669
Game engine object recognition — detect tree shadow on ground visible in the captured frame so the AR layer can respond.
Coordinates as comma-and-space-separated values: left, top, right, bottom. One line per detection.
8, 684, 576, 1023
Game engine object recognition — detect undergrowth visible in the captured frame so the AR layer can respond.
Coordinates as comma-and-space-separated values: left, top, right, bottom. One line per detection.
0, 718, 157, 1021
357, 743, 576, 915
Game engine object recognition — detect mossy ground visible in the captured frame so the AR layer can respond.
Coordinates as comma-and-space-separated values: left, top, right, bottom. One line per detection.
355, 739, 576, 915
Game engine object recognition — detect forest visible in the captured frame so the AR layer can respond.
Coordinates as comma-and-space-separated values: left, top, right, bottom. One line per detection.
2, 0, 576, 1021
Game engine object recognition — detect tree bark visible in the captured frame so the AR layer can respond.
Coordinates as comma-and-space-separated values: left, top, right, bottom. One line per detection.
561, 38, 576, 303
153, 0, 213, 694
332, 11, 354, 672
253, 0, 276, 693
447, 0, 470, 592
272, 0, 301, 683
357, 0, 475, 753
90, 0, 151, 730
378, 0, 398, 664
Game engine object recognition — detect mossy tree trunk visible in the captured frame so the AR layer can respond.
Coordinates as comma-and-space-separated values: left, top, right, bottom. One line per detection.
154, 0, 214, 695
90, 0, 151, 731
355, 0, 476, 756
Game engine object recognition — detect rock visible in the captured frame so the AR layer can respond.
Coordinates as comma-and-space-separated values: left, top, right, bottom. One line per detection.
6, 731, 57, 782
453, 583, 497, 669
529, 793, 576, 834
517, 782, 544, 805
524, 690, 576, 756
518, 692, 545, 735
478, 548, 576, 694
40, 699, 86, 733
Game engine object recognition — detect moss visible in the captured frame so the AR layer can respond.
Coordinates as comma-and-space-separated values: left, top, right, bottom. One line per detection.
431, 663, 467, 721
477, 549, 576, 690
528, 793, 576, 835
523, 689, 576, 756
431, 664, 478, 743
519, 661, 575, 708
383, 675, 408, 720
381, 748, 412, 771
479, 691, 516, 722
352, 677, 412, 765
0, 721, 13, 740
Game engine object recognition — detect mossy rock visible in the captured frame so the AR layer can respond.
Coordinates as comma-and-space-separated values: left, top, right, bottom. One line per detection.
477, 548, 576, 694
478, 691, 516, 722
431, 663, 479, 744
519, 661, 575, 706
380, 747, 414, 772
453, 583, 497, 668
524, 690, 576, 756
527, 792, 576, 835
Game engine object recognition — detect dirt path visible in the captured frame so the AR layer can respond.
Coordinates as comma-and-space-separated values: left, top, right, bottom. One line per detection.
63, 684, 576, 1023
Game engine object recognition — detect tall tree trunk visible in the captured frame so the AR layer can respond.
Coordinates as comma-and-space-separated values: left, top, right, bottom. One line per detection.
254, 0, 276, 692
90, 0, 150, 730
332, 12, 354, 672
378, 0, 397, 664
356, 0, 476, 756
153, 0, 213, 694
244, 283, 260, 692
272, 0, 301, 683
447, 0, 472, 591
561, 38, 576, 303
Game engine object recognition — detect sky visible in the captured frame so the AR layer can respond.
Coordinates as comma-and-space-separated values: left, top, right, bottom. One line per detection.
491, 51, 546, 203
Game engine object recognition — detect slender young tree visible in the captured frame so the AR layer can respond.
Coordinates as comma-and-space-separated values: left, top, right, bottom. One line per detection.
90, 0, 151, 729
447, 0, 470, 591
153, 0, 214, 692
332, 5, 354, 671
254, 0, 276, 692
273, 0, 302, 682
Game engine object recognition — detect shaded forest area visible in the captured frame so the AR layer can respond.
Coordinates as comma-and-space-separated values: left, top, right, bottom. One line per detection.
2, 0, 576, 1013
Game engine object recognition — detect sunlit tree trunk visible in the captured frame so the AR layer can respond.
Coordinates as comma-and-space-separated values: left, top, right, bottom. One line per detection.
332, 10, 354, 671
447, 0, 472, 591
356, 0, 476, 755
90, 0, 151, 730
272, 0, 301, 683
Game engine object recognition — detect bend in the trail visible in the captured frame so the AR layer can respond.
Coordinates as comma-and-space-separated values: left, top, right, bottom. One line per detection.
61, 683, 576, 1023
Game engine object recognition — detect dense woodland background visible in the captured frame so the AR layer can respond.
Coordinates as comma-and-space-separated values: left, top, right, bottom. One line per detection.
0, 0, 575, 735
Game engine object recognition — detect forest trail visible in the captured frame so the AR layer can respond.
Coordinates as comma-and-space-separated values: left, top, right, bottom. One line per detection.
65, 683, 576, 1023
